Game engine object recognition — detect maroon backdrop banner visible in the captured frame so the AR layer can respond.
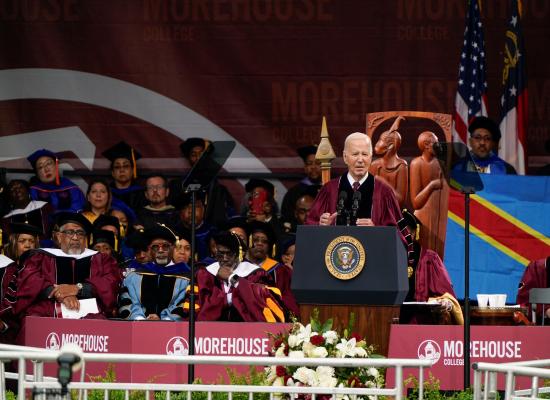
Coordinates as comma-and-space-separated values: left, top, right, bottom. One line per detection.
0, 0, 549, 180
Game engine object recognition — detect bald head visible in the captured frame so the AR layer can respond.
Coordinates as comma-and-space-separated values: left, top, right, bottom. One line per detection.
417, 131, 438, 154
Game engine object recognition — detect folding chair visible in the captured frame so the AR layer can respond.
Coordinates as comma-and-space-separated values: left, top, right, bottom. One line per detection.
529, 288, 550, 325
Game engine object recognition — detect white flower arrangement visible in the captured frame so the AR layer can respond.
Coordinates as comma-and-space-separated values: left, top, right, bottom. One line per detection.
265, 311, 385, 399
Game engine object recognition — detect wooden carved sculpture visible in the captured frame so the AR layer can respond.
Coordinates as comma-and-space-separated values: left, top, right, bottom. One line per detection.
369, 115, 408, 207
409, 131, 449, 258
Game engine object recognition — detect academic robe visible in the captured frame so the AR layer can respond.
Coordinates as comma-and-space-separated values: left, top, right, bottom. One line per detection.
401, 244, 458, 325
118, 261, 191, 321
0, 255, 19, 343
517, 257, 549, 310
305, 174, 403, 227
259, 257, 300, 318
197, 261, 286, 322
2, 200, 52, 239
110, 183, 147, 213
281, 179, 321, 224
14, 248, 120, 319
410, 245, 456, 302
29, 177, 86, 213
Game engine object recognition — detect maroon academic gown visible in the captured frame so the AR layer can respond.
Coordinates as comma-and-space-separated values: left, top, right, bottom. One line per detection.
14, 248, 121, 319
414, 247, 456, 301
0, 255, 19, 343
259, 258, 300, 318
516, 257, 548, 308
197, 261, 286, 322
306, 175, 403, 227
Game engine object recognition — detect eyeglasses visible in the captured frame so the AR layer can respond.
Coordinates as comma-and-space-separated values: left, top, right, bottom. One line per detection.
113, 164, 131, 170
215, 250, 234, 259
36, 160, 55, 171
146, 185, 166, 191
60, 229, 87, 238
471, 135, 492, 142
150, 243, 171, 251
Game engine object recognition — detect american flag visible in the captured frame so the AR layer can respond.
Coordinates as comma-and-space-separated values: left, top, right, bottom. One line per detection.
452, 0, 488, 143
498, 0, 527, 175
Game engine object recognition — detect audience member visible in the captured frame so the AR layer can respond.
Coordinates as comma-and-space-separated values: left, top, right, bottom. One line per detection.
174, 191, 216, 261
118, 224, 192, 321
2, 179, 52, 240
102, 141, 146, 211
246, 221, 299, 317
399, 210, 462, 325
278, 236, 296, 270
135, 174, 178, 230
280, 145, 322, 223
196, 231, 286, 322
460, 116, 517, 174
0, 222, 41, 342
243, 178, 285, 242
27, 149, 86, 213
172, 233, 192, 264
124, 229, 151, 267
14, 212, 120, 319
90, 229, 117, 259
82, 178, 113, 223
284, 188, 316, 234
169, 137, 236, 227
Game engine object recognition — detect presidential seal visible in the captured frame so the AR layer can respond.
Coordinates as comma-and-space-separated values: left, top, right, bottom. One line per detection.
324, 236, 366, 280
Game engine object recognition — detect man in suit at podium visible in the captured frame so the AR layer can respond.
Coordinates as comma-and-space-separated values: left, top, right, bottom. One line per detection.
306, 132, 404, 229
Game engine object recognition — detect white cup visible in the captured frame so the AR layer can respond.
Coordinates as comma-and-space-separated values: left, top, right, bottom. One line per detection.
477, 294, 489, 308
496, 294, 507, 307
488, 294, 507, 308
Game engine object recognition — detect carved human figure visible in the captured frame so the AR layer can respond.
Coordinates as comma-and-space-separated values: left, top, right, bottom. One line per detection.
369, 116, 408, 207
409, 131, 449, 258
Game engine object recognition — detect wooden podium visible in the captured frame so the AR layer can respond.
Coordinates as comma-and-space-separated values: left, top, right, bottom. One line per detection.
292, 226, 408, 356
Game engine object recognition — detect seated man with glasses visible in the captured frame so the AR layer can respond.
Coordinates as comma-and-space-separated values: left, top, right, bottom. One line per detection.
456, 116, 517, 175
135, 174, 178, 231
118, 224, 193, 321
14, 212, 120, 321
197, 231, 286, 322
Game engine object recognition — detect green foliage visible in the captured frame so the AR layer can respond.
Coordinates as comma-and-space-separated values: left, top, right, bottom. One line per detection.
5, 391, 16, 400
405, 373, 475, 400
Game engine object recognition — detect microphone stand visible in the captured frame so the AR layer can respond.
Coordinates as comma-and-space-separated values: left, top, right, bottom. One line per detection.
351, 191, 361, 226
186, 183, 201, 384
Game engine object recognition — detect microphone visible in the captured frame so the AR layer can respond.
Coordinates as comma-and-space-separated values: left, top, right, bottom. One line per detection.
337, 191, 347, 216
351, 190, 361, 223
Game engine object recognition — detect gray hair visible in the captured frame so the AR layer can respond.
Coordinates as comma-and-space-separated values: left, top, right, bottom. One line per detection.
343, 132, 372, 156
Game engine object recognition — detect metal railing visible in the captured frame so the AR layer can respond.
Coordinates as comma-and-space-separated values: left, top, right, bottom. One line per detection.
0, 343, 433, 400
473, 359, 550, 400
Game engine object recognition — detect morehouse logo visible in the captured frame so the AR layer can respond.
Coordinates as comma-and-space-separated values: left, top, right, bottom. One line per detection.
166, 336, 189, 356
45, 332, 61, 350
417, 339, 442, 364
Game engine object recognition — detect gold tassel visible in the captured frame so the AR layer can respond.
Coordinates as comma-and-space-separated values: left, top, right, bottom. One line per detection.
231, 232, 243, 263
0, 228, 3, 249
114, 235, 119, 252
416, 226, 420, 241
248, 234, 252, 249
55, 158, 60, 186
159, 223, 179, 247
272, 243, 276, 258
120, 224, 126, 238
131, 149, 137, 179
